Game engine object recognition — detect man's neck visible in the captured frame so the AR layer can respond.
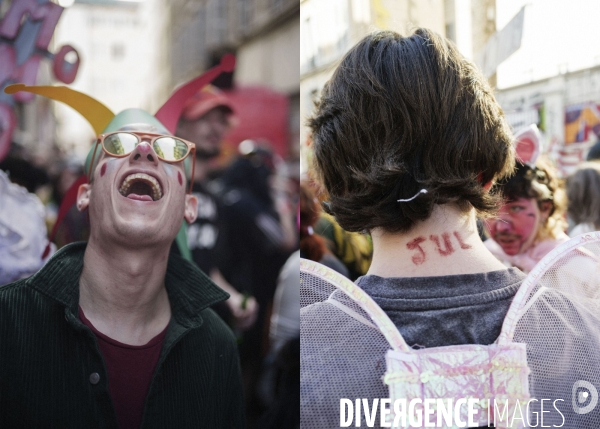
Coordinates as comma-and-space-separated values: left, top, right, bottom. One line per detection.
78, 239, 172, 346
368, 205, 507, 278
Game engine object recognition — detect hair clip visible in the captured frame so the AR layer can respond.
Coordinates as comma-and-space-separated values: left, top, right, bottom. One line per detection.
397, 189, 428, 202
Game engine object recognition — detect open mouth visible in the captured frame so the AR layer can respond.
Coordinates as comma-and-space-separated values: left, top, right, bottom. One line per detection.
119, 173, 163, 201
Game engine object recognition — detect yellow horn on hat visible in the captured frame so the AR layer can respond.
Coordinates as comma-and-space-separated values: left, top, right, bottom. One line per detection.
4, 84, 115, 135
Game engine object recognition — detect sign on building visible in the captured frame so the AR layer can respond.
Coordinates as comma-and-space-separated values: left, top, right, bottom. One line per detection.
0, 0, 80, 161
476, 6, 525, 78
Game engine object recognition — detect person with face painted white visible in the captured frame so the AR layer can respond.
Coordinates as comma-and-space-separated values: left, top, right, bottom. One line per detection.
0, 57, 245, 428
484, 159, 569, 273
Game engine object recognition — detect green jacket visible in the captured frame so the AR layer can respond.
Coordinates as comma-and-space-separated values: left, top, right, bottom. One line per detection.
0, 242, 245, 428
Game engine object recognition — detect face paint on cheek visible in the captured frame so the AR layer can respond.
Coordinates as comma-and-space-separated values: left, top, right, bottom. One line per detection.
98, 159, 117, 179
164, 164, 185, 188
493, 199, 541, 255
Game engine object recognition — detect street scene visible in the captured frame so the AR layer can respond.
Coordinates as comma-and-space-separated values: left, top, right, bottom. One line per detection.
2, 0, 600, 428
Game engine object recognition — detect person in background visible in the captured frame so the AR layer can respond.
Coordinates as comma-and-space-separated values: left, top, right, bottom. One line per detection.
176, 84, 258, 332
48, 158, 89, 248
216, 143, 296, 426
314, 212, 372, 280
566, 161, 600, 236
299, 182, 348, 276
256, 248, 300, 429
0, 169, 54, 285
484, 159, 569, 273
0, 151, 50, 194
586, 138, 600, 161
303, 149, 373, 280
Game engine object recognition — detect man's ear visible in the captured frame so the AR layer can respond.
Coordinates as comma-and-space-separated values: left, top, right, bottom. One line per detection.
184, 194, 198, 224
483, 181, 494, 192
77, 183, 92, 212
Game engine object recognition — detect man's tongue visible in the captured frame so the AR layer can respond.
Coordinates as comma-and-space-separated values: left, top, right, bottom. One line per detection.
127, 193, 153, 201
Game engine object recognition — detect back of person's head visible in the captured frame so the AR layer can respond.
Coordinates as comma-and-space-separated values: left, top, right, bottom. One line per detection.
308, 29, 514, 234
566, 161, 600, 230
495, 159, 567, 239
222, 155, 273, 206
299, 182, 327, 262
586, 139, 600, 161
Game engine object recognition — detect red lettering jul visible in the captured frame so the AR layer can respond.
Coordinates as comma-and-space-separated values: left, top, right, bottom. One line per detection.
407, 231, 473, 265
406, 237, 427, 265
454, 231, 472, 249
429, 233, 454, 256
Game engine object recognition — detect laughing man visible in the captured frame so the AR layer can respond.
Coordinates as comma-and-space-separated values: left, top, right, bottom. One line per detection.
0, 90, 245, 426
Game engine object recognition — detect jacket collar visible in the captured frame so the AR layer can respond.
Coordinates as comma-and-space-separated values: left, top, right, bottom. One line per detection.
26, 242, 229, 327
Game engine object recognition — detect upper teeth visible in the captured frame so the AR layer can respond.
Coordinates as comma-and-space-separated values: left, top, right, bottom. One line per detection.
119, 173, 162, 201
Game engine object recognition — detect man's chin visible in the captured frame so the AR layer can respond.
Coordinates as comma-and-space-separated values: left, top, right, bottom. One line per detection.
493, 237, 522, 256
496, 241, 522, 256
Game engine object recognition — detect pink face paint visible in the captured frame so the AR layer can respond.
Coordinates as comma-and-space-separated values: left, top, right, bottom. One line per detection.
137, 142, 151, 153
100, 163, 107, 177
407, 236, 427, 265
485, 197, 540, 256
178, 171, 182, 186
429, 233, 454, 256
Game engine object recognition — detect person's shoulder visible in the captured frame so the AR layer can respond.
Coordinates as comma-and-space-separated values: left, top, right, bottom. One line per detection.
198, 307, 237, 348
0, 277, 53, 328
0, 277, 30, 299
0, 276, 38, 303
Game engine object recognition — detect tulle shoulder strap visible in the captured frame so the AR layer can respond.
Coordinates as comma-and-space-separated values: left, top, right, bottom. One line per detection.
300, 258, 410, 352
497, 231, 600, 344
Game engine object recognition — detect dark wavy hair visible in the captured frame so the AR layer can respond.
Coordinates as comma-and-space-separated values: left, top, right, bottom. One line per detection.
308, 29, 515, 233
567, 161, 600, 230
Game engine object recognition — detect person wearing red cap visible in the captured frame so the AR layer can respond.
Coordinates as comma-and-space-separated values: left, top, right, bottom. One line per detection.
176, 85, 259, 332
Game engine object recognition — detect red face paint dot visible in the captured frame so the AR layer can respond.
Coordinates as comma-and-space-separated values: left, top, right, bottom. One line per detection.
178, 171, 183, 186
100, 163, 107, 177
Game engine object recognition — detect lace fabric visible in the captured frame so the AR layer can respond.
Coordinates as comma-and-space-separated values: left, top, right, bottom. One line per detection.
300, 232, 600, 429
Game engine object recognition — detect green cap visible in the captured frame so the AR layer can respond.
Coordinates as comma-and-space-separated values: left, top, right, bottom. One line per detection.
84, 108, 192, 180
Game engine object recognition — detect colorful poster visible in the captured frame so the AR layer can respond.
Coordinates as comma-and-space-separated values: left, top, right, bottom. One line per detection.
0, 0, 81, 161
564, 102, 600, 144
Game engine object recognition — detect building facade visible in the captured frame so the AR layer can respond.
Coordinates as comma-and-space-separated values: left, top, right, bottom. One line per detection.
496, 66, 600, 175
169, 0, 300, 161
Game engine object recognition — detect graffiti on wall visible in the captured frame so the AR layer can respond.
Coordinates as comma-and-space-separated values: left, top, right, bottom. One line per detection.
0, 0, 80, 161
564, 102, 600, 145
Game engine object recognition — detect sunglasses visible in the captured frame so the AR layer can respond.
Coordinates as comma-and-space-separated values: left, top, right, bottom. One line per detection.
89, 131, 196, 193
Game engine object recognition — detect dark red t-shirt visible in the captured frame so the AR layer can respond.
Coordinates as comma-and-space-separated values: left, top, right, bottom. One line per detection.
79, 307, 168, 429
